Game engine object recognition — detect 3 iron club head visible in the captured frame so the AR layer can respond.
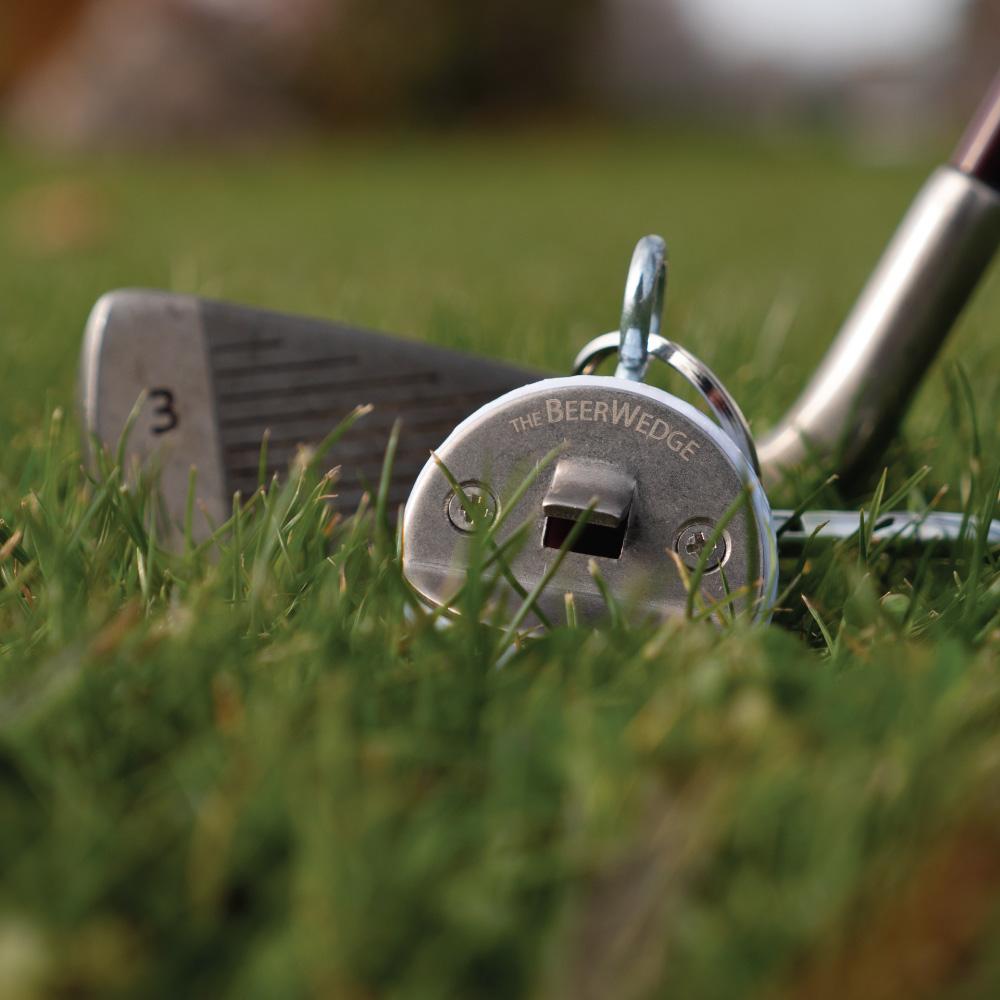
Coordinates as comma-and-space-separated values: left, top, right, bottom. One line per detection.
80, 290, 539, 541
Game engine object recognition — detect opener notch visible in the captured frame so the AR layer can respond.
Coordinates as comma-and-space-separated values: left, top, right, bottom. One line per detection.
542, 458, 636, 559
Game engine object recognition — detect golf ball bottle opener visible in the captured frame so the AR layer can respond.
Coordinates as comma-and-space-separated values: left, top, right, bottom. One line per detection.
402, 236, 778, 627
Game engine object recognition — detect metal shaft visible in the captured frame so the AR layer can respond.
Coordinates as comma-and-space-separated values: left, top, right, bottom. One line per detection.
759, 71, 1000, 489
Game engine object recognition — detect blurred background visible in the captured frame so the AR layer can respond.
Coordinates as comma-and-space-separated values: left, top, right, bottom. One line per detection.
0, 0, 998, 491
0, 0, 994, 147
3, 11, 1000, 998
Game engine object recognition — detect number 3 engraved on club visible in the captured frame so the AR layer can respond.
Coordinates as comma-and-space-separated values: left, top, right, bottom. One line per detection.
150, 388, 179, 434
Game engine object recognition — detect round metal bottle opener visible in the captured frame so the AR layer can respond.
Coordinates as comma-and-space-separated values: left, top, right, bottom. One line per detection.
402, 237, 778, 629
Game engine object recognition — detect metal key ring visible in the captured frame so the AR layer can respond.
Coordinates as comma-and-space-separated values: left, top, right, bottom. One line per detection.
617, 235, 667, 381
572, 331, 761, 474
574, 234, 759, 473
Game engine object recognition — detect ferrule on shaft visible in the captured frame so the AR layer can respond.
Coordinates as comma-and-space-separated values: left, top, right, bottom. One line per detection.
759, 71, 1000, 489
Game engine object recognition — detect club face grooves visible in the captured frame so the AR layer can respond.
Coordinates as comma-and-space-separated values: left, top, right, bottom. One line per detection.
198, 300, 541, 515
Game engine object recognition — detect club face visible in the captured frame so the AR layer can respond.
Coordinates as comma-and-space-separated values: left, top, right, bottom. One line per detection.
80, 290, 541, 541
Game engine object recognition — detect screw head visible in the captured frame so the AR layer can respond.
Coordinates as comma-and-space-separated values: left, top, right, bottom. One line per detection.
445, 481, 499, 533
674, 519, 730, 572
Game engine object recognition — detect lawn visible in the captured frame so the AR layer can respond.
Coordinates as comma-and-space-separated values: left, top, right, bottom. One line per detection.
1, 128, 999, 998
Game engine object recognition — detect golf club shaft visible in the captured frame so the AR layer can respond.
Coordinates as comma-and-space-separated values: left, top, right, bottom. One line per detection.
772, 509, 1000, 554
759, 70, 1000, 490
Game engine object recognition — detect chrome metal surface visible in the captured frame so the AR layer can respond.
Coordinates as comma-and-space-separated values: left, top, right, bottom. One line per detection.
80, 290, 540, 542
759, 167, 1000, 488
542, 458, 635, 527
446, 482, 498, 534
773, 509, 1000, 552
616, 235, 667, 381
402, 376, 777, 629
675, 519, 729, 572
80, 291, 230, 533
573, 331, 759, 473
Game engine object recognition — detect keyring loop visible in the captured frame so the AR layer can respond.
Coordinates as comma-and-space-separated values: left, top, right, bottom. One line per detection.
572, 331, 761, 474
617, 235, 667, 381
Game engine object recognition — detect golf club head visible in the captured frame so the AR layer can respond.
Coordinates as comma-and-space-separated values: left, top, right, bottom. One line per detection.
80, 290, 541, 542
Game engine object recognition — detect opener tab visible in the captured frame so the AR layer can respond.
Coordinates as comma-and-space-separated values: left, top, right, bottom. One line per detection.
542, 458, 635, 528
542, 459, 636, 559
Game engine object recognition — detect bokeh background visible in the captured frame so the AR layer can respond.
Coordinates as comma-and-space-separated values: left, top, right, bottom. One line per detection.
4, 8, 1000, 999
0, 0, 998, 493
1, 0, 995, 143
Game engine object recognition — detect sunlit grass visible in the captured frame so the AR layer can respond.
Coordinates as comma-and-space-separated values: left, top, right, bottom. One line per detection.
1, 129, 999, 997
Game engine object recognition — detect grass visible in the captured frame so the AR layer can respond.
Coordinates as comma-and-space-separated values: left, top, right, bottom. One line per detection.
1, 127, 1000, 998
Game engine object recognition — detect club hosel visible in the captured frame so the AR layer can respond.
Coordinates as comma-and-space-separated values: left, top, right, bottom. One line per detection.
758, 164, 1000, 491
